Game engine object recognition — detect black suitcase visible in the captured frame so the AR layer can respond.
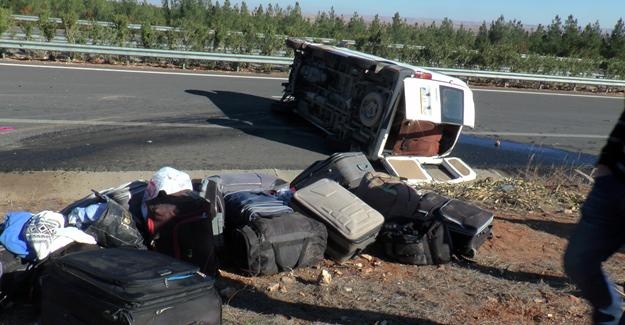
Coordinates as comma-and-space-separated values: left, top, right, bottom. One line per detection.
291, 152, 374, 190
41, 247, 221, 325
416, 192, 493, 257
0, 245, 32, 309
437, 199, 494, 258
293, 179, 384, 262
231, 212, 327, 276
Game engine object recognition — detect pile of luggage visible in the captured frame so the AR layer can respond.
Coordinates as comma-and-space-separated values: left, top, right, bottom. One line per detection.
0, 152, 494, 324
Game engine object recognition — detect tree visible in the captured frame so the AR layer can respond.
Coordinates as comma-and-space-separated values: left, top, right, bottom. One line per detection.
0, 7, 12, 37
87, 19, 109, 45
474, 22, 489, 51
140, 20, 157, 48
389, 12, 409, 44
83, 0, 114, 21
579, 21, 604, 58
488, 15, 506, 44
605, 18, 625, 59
313, 7, 344, 39
38, 9, 57, 42
543, 15, 563, 55
112, 14, 129, 46
51, 0, 85, 43
561, 15, 581, 57
528, 24, 546, 53
455, 24, 475, 49
361, 15, 389, 56
346, 12, 366, 39
281, 2, 309, 36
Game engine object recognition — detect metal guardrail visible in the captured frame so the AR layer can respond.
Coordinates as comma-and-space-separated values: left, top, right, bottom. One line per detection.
1, 39, 624, 87
0, 39, 293, 65
430, 67, 625, 87
12, 14, 178, 32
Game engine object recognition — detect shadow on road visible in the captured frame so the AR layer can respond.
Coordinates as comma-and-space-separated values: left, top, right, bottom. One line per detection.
186, 89, 333, 155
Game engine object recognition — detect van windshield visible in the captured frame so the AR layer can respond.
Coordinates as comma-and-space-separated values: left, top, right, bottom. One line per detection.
440, 86, 464, 125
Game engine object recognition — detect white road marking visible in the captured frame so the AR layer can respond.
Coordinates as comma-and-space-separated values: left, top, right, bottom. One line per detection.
464, 131, 607, 139
0, 118, 294, 130
0, 118, 606, 139
0, 62, 288, 80
473, 88, 624, 99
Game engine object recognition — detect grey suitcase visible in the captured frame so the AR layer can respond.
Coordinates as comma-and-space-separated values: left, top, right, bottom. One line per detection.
198, 178, 226, 250
293, 178, 384, 262
206, 173, 289, 196
199, 173, 289, 249
291, 152, 374, 190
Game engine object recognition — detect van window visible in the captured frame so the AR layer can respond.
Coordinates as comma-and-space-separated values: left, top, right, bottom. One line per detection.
440, 86, 464, 125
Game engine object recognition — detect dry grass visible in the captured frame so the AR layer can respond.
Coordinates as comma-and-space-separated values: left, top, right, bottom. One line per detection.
421, 167, 592, 214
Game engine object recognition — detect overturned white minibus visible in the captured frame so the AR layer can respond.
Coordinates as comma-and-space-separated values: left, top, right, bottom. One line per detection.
280, 38, 477, 184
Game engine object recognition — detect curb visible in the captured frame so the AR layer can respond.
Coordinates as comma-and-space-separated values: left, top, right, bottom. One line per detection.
0, 168, 509, 204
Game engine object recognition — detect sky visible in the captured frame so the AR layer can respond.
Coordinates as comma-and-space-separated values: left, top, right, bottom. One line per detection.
154, 0, 625, 29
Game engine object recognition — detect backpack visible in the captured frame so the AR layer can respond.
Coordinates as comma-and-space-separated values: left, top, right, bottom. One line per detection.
59, 181, 148, 247
81, 192, 146, 249
145, 190, 218, 277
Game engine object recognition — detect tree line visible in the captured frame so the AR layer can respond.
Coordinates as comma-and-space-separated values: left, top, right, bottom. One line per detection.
0, 0, 624, 78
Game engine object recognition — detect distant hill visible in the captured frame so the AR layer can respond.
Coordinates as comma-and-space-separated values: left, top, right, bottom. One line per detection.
303, 13, 542, 32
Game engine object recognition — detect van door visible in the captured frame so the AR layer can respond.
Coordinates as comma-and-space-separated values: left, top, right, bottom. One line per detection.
403, 77, 475, 128
380, 76, 477, 184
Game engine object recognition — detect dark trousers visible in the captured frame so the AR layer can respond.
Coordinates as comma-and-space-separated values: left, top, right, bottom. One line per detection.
564, 174, 625, 324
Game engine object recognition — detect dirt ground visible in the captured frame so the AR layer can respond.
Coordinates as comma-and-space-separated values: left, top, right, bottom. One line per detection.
0, 170, 620, 324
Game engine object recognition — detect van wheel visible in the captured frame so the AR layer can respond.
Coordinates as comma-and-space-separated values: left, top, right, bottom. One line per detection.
359, 91, 384, 127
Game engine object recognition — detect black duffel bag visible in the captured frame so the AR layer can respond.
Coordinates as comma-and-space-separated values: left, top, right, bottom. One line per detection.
379, 217, 452, 265
231, 212, 327, 276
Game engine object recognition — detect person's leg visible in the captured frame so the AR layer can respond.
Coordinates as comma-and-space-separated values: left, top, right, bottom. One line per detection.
564, 175, 625, 325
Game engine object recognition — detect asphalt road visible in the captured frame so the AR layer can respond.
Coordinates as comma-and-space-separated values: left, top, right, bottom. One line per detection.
0, 61, 623, 172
